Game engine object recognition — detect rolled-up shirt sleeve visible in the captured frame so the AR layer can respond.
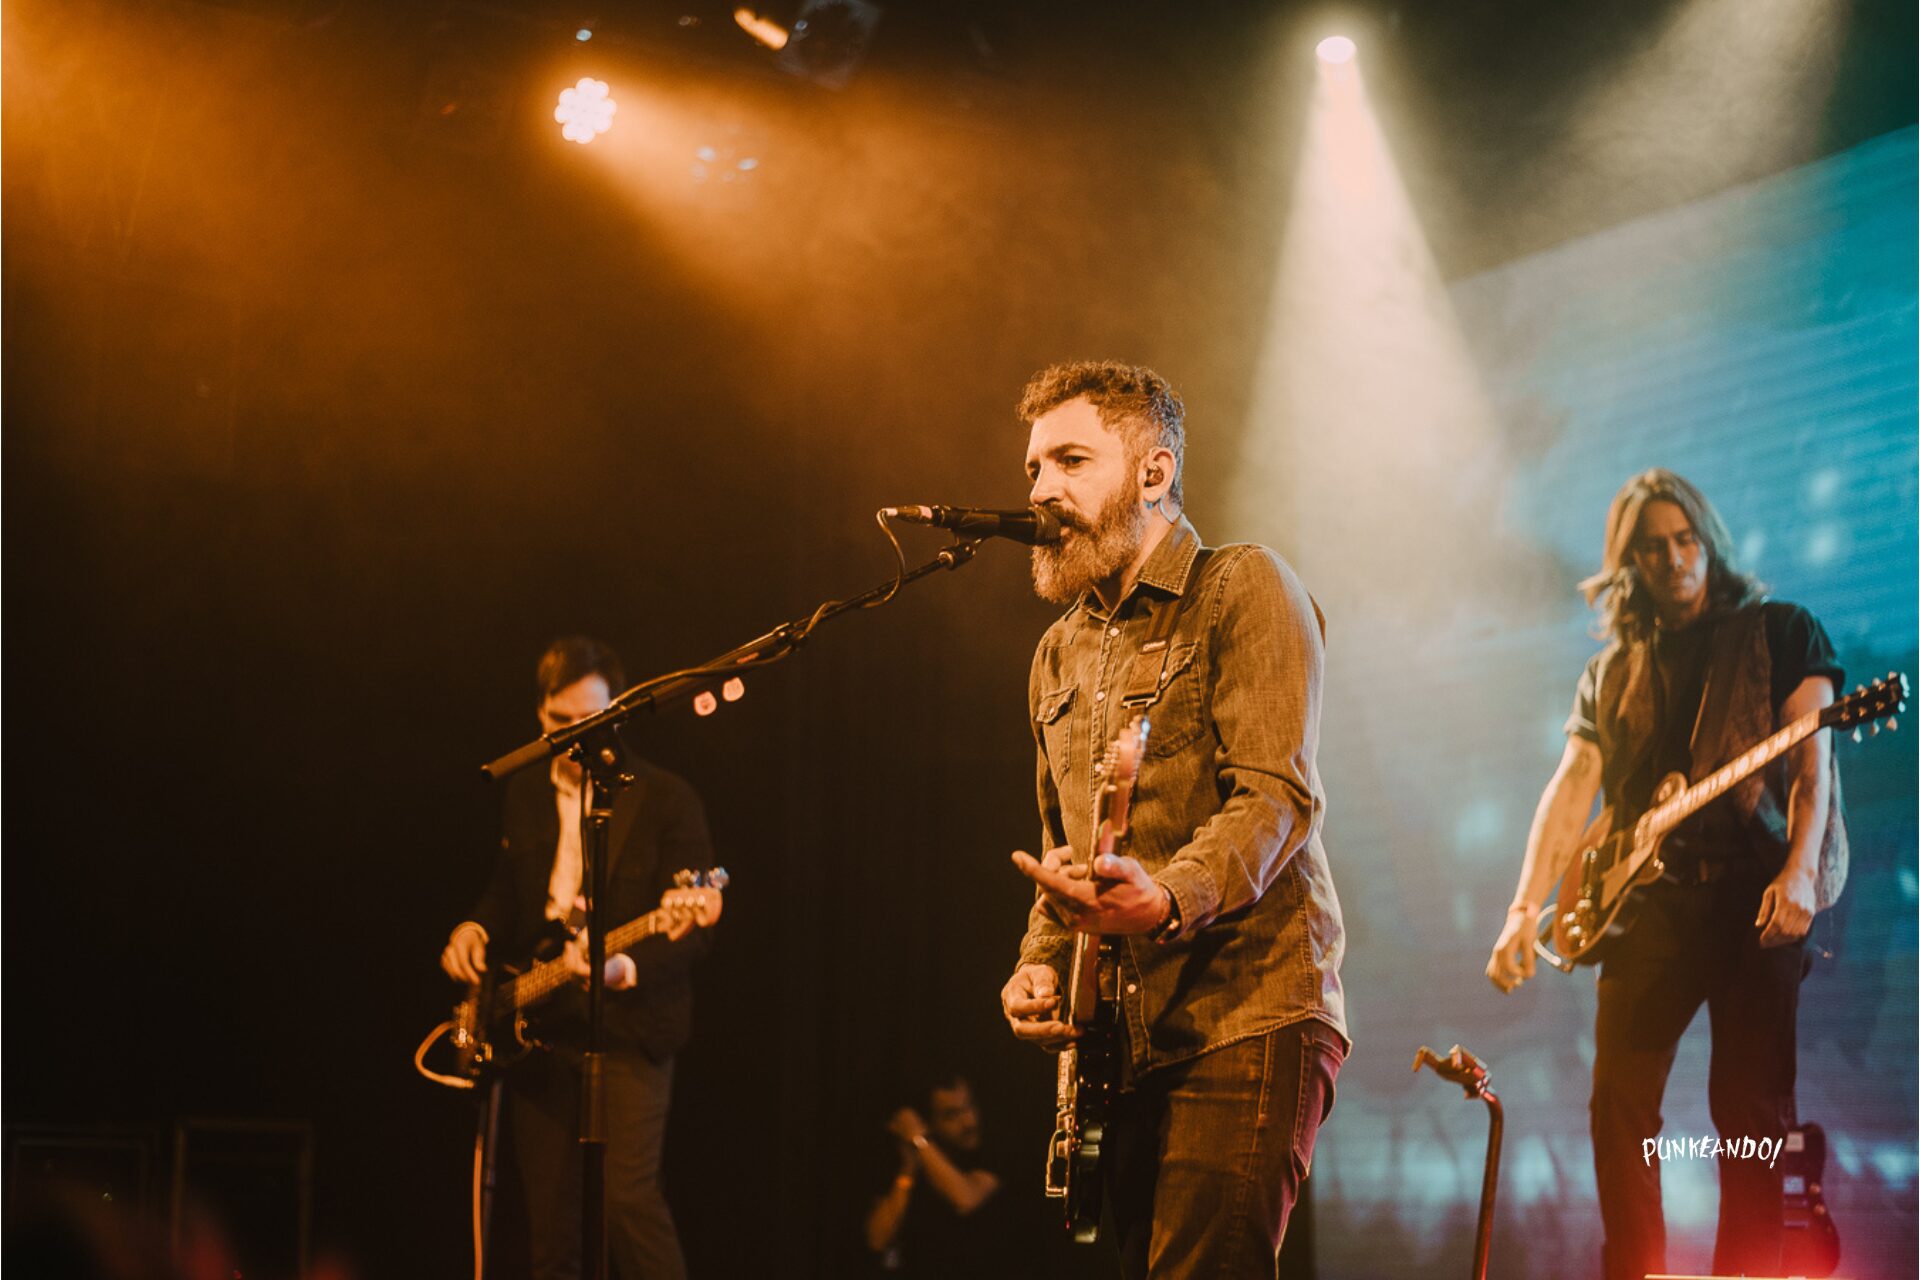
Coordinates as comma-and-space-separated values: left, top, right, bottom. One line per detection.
1156, 548, 1325, 933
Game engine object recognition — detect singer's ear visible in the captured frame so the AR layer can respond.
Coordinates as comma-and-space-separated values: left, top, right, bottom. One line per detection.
1140, 446, 1176, 499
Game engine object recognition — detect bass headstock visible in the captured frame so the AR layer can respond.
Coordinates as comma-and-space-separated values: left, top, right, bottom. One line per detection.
1824, 672, 1909, 741
664, 867, 730, 928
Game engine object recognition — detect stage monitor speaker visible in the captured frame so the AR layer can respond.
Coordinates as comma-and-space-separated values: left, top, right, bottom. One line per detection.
171, 1117, 313, 1280
4, 1125, 155, 1214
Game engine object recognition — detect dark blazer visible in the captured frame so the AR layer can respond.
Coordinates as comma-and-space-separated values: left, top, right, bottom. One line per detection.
468, 753, 715, 1060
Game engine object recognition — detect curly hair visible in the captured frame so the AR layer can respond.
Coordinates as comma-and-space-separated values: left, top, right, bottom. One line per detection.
1016, 360, 1186, 507
1579, 469, 1763, 645
536, 635, 626, 700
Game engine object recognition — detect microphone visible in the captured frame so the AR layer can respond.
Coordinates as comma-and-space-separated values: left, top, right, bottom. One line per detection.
882, 504, 1063, 546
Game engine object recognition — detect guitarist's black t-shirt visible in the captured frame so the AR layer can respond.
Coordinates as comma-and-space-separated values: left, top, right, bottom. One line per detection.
1566, 601, 1842, 860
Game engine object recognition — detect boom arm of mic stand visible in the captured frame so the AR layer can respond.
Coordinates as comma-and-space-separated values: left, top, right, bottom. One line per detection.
480, 539, 984, 780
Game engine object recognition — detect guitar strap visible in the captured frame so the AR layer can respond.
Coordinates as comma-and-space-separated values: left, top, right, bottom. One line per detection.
1119, 549, 1212, 710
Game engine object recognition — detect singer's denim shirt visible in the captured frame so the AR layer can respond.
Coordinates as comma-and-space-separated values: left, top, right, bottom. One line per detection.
1017, 517, 1349, 1076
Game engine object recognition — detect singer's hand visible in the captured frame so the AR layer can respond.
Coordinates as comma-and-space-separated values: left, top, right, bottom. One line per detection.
1001, 963, 1076, 1049
1013, 848, 1168, 935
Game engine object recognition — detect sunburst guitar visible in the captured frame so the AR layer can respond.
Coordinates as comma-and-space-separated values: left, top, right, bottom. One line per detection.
1537, 674, 1906, 970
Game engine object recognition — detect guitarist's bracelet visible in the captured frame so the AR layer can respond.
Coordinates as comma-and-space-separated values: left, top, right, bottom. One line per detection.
1147, 885, 1182, 944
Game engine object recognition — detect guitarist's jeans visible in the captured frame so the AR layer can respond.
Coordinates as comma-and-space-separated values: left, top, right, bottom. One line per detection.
1590, 874, 1807, 1280
1104, 1018, 1345, 1279
508, 1049, 686, 1280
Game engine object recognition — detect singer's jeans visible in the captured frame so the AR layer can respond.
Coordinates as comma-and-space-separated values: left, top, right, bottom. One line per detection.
1103, 1018, 1344, 1279
1590, 873, 1806, 1280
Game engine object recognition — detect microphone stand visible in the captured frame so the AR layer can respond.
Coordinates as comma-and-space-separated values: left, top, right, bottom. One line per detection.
1413, 1044, 1503, 1280
480, 536, 984, 1280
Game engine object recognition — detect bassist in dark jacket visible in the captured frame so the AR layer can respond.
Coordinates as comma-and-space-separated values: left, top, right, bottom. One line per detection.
1487, 470, 1846, 1280
441, 636, 714, 1280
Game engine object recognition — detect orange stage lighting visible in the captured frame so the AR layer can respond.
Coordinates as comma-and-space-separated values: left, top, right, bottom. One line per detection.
555, 76, 617, 145
733, 8, 791, 51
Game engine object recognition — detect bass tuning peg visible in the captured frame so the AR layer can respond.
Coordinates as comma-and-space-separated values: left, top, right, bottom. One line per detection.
1851, 728, 1864, 743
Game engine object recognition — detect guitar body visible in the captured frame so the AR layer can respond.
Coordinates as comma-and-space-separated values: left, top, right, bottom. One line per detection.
449, 952, 556, 1082
1049, 936, 1120, 1243
1544, 774, 1684, 967
1781, 1121, 1841, 1275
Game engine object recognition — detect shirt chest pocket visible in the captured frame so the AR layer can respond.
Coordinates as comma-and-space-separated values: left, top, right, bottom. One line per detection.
1035, 685, 1076, 777
1137, 641, 1206, 758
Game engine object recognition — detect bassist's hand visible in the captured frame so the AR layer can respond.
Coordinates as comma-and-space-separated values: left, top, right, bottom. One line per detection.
563, 933, 640, 991
1486, 906, 1540, 993
1001, 963, 1077, 1050
441, 924, 487, 985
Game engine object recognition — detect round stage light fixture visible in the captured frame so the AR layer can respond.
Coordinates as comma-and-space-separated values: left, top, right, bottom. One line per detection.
555, 77, 617, 145
1316, 36, 1356, 64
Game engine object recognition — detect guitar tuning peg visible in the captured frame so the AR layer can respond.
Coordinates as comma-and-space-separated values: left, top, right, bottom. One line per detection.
1856, 684, 1867, 695
1887, 716, 1899, 732
1869, 723, 1881, 737
1852, 727, 1864, 743
674, 869, 697, 888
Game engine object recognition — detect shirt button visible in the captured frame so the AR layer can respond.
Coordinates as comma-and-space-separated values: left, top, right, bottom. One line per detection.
1095, 690, 1106, 702
1108, 626, 1120, 637
1126, 983, 1138, 994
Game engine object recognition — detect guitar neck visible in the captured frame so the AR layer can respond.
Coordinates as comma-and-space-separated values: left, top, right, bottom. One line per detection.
1641, 708, 1820, 839
507, 909, 669, 1010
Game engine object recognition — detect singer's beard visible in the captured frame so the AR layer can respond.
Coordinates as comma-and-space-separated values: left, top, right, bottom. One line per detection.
1030, 486, 1148, 606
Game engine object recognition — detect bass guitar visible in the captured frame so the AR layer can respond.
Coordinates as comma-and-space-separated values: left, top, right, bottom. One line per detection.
1044, 713, 1146, 1243
416, 868, 727, 1089
1538, 674, 1905, 969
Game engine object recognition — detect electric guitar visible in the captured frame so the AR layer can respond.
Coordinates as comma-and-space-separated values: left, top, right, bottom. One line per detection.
418, 869, 727, 1088
1044, 714, 1146, 1243
1781, 1121, 1841, 1276
1538, 674, 1906, 969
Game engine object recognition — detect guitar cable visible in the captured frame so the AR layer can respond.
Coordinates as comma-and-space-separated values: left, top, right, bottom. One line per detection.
471, 1127, 486, 1280
413, 1021, 475, 1090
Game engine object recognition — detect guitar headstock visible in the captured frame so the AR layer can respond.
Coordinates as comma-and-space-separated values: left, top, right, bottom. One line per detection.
1093, 714, 1149, 853
1108, 714, 1148, 788
663, 867, 729, 928
1823, 672, 1909, 741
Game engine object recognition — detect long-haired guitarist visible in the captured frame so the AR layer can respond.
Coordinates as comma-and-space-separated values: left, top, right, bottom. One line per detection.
1486, 469, 1848, 1280
439, 636, 715, 1280
996, 361, 1349, 1277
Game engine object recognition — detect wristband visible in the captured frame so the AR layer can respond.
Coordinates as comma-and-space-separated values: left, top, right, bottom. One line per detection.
1147, 884, 1182, 944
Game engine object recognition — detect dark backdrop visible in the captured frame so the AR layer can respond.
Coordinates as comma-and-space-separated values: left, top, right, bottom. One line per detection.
5, 1, 1914, 1276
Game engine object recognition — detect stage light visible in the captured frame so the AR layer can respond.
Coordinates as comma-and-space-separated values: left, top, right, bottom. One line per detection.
575, 28, 593, 42
1317, 35, 1356, 64
734, 7, 791, 50
555, 77, 616, 145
